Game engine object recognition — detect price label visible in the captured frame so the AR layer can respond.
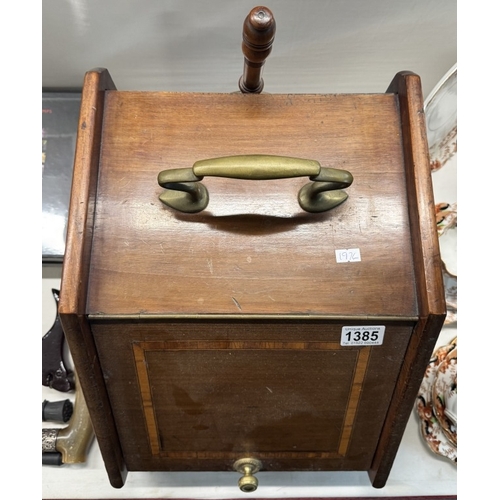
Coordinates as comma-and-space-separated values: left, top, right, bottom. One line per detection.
341, 326, 385, 346
335, 248, 361, 263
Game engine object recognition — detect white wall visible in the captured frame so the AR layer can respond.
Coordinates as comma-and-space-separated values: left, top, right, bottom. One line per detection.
42, 0, 457, 97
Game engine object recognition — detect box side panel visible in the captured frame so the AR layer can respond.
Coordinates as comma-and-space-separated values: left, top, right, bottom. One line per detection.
58, 68, 127, 488
368, 72, 447, 488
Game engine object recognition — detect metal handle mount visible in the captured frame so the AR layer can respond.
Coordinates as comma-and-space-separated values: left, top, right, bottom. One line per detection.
157, 155, 353, 214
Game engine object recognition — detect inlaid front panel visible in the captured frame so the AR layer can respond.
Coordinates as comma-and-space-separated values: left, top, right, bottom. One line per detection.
133, 340, 369, 459
92, 320, 413, 472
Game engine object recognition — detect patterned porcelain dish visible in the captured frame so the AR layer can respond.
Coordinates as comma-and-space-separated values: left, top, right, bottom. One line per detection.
441, 261, 457, 325
432, 346, 457, 446
444, 376, 457, 426
425, 65, 457, 173
415, 338, 457, 463
425, 64, 457, 324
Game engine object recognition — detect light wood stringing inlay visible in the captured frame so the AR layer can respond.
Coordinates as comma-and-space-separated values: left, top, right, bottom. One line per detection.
133, 340, 371, 459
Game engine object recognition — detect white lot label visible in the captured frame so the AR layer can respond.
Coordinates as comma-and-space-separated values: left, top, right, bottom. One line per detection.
335, 248, 361, 263
341, 326, 385, 346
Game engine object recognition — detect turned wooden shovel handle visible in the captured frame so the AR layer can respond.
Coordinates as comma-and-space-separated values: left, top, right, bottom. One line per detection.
238, 6, 276, 93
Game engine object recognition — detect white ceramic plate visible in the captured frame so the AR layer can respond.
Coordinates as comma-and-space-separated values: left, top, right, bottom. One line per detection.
425, 64, 457, 322
425, 64, 457, 175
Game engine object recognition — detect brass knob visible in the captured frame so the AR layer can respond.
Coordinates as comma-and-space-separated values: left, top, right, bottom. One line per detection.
233, 458, 262, 493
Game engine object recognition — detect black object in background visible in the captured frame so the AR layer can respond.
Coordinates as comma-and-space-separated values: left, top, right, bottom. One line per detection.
42, 452, 63, 466
42, 399, 74, 423
42, 92, 81, 262
42, 289, 75, 392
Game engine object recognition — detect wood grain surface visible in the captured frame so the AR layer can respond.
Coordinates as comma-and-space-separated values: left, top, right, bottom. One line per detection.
59, 68, 445, 490
58, 69, 127, 488
239, 6, 276, 93
368, 72, 447, 487
92, 319, 413, 472
87, 91, 417, 319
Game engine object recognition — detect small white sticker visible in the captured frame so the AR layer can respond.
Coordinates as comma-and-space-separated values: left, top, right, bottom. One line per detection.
335, 248, 361, 263
341, 326, 385, 346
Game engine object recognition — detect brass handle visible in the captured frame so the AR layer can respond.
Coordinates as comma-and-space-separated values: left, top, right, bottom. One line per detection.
157, 155, 353, 213
233, 458, 262, 493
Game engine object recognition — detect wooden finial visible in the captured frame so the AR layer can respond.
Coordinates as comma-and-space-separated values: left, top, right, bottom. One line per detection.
238, 6, 276, 93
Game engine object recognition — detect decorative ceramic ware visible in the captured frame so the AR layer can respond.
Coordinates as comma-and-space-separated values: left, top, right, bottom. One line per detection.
425, 64, 457, 324
444, 378, 457, 427
432, 346, 457, 446
425, 66, 457, 173
416, 338, 457, 463
441, 261, 457, 325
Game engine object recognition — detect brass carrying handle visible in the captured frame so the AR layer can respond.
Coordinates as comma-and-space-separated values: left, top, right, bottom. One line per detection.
157, 155, 353, 214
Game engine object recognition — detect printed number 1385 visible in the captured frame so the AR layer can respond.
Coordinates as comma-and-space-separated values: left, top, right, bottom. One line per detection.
340, 326, 385, 346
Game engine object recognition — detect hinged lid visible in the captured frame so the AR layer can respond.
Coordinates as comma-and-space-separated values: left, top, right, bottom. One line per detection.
86, 90, 417, 319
